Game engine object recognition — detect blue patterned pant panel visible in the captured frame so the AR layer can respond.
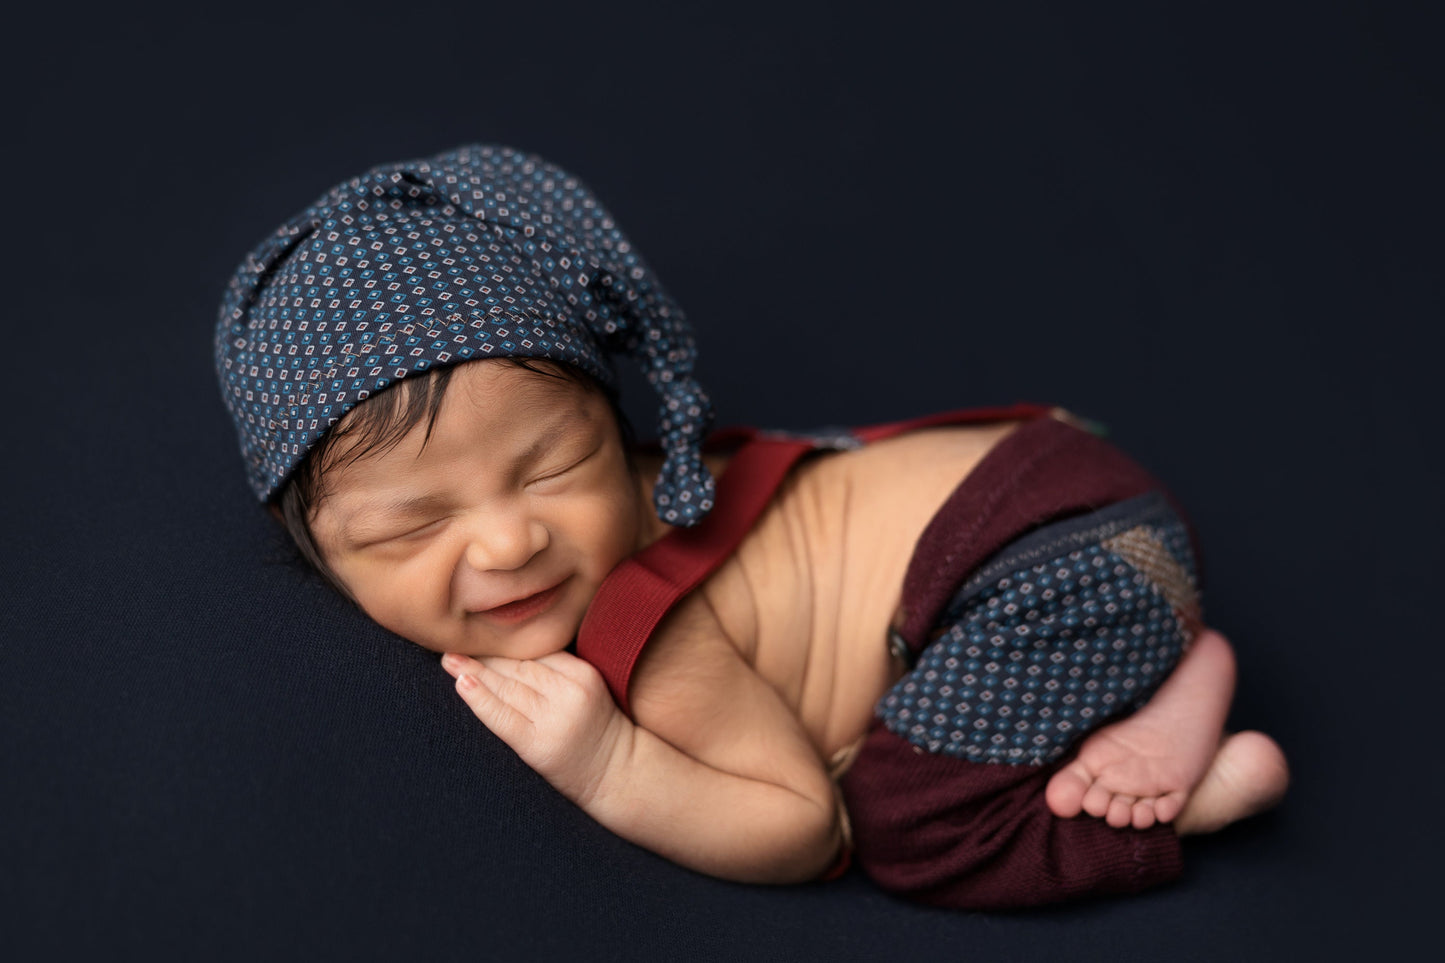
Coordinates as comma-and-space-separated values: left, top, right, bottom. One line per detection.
877, 492, 1200, 766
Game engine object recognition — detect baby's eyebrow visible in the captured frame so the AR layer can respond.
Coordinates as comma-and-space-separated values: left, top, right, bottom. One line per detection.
513, 418, 578, 468
336, 492, 452, 544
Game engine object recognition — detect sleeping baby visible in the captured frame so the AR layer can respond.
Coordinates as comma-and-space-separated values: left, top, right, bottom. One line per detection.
216, 144, 1287, 909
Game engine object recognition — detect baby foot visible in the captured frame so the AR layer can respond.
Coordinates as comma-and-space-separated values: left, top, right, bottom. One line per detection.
1045, 629, 1238, 830
1173, 730, 1289, 835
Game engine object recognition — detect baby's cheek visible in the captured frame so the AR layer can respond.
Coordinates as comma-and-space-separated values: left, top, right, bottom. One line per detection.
350, 558, 452, 649
581, 487, 644, 559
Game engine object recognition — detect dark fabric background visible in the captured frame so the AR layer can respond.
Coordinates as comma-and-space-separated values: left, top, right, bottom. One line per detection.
4, 3, 1439, 960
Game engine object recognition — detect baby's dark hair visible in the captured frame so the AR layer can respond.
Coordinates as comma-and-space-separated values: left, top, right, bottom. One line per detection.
276, 358, 633, 599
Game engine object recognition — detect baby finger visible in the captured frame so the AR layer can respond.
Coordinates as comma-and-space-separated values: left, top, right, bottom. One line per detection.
454, 669, 538, 746
467, 659, 548, 720
479, 655, 558, 690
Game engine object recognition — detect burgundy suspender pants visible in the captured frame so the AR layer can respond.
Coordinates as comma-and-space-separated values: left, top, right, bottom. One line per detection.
838, 416, 1192, 910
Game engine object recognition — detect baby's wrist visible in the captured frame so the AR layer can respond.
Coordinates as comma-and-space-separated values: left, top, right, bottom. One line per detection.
570, 708, 638, 816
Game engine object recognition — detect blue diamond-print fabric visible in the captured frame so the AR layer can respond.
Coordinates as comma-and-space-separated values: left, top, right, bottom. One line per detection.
877, 493, 1201, 766
215, 144, 715, 526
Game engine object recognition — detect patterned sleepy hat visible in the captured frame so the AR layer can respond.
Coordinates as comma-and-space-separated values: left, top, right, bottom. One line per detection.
215, 144, 716, 526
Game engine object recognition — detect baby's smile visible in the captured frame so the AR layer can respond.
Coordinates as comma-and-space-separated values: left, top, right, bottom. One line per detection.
467, 576, 572, 625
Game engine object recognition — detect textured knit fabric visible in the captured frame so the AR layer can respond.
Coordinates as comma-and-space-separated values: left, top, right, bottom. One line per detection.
877, 492, 1200, 766
840, 417, 1190, 910
215, 144, 715, 526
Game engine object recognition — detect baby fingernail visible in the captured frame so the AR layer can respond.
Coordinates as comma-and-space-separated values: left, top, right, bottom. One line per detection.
457, 673, 477, 690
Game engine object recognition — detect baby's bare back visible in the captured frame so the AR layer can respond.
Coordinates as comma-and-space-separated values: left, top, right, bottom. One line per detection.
638, 422, 1020, 762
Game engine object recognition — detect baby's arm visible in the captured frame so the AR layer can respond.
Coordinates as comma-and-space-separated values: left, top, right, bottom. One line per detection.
440, 601, 841, 883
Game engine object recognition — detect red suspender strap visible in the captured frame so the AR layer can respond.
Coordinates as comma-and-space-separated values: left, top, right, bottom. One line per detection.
577, 433, 817, 713
576, 402, 1058, 714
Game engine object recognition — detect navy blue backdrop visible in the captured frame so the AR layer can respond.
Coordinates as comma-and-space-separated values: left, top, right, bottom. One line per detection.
4, 3, 1439, 960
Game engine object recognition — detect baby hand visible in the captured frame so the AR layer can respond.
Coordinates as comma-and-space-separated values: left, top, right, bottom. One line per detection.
440, 651, 633, 808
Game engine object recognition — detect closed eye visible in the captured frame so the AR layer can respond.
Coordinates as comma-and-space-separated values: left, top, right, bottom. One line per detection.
527, 442, 601, 487
355, 516, 448, 549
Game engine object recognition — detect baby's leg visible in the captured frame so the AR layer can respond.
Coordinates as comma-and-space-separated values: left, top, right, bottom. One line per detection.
1045, 629, 1288, 830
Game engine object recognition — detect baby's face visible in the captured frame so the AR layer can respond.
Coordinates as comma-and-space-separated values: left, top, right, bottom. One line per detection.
308, 362, 645, 660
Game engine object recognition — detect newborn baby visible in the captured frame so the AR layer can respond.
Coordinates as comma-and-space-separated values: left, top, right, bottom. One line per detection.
217, 144, 1287, 909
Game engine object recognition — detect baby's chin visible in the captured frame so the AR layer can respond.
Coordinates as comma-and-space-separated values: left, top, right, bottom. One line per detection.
426, 616, 583, 662
408, 638, 572, 663
405, 633, 570, 661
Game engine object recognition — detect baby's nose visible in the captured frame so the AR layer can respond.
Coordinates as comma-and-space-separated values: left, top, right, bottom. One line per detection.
462, 514, 549, 573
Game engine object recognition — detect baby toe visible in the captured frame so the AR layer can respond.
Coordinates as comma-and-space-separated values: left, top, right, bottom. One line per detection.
1106, 795, 1137, 828
1082, 783, 1114, 819
1045, 763, 1091, 818
1131, 798, 1158, 830
1154, 791, 1186, 825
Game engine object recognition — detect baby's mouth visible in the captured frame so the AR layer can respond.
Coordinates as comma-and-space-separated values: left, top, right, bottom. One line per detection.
472, 578, 569, 625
